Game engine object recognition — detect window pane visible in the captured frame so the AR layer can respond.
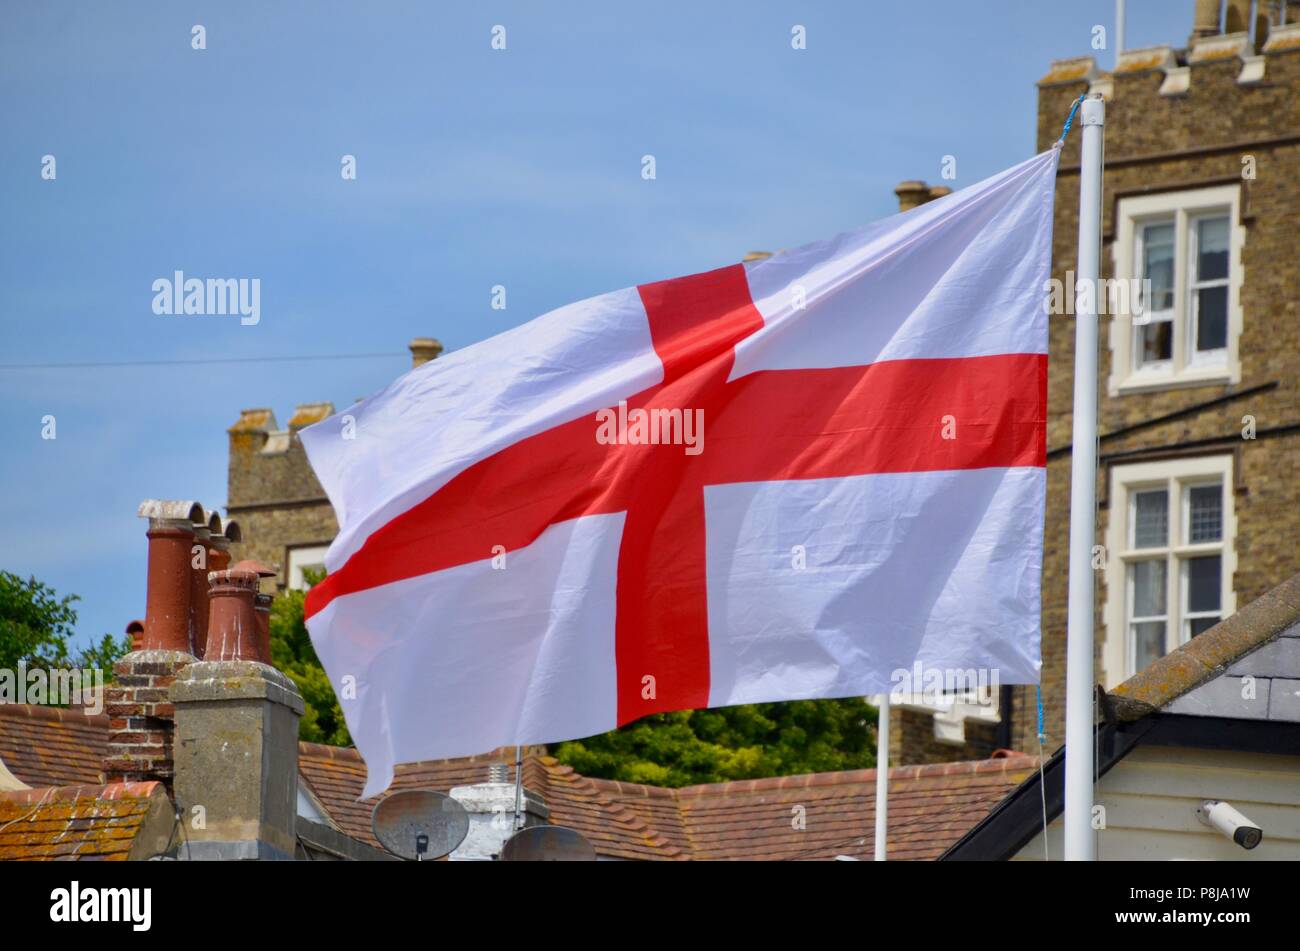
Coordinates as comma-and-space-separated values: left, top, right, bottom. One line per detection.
1132, 559, 1167, 617
1189, 616, 1220, 638
1134, 490, 1168, 547
1196, 285, 1228, 351
1188, 485, 1222, 543
1139, 320, 1173, 363
1187, 555, 1222, 613
1133, 621, 1166, 670
1196, 217, 1229, 282
1142, 223, 1175, 312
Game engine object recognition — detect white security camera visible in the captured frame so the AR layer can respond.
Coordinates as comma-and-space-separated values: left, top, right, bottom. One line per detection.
1196, 800, 1263, 850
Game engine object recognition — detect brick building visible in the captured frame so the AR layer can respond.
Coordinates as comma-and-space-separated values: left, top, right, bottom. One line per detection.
891, 2, 1300, 763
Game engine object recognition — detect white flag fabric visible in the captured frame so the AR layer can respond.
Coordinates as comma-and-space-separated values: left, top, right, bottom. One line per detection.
302, 148, 1059, 796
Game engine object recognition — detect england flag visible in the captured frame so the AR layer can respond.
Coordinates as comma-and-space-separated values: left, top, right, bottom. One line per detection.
301, 148, 1058, 796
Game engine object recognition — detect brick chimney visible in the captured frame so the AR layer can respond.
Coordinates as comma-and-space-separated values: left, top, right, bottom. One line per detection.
103, 500, 206, 790
409, 336, 444, 368
171, 566, 304, 860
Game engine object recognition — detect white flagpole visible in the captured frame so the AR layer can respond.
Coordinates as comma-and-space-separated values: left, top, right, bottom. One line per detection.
874, 693, 889, 861
1064, 95, 1105, 861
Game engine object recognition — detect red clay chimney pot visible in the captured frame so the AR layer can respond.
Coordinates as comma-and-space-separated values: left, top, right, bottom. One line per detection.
253, 592, 274, 665
204, 568, 262, 663
142, 525, 199, 653
189, 519, 213, 659
125, 619, 145, 652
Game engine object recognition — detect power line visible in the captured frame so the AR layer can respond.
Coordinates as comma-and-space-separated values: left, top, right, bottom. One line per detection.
0, 352, 407, 371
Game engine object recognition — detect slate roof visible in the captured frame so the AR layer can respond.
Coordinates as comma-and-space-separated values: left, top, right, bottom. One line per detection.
0, 781, 173, 861
1109, 572, 1300, 722
1164, 622, 1300, 721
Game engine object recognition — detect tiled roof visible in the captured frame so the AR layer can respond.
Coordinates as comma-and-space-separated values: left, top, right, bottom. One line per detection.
670, 754, 1038, 861
0, 704, 107, 788
298, 741, 1032, 861
0, 706, 1031, 860
0, 782, 172, 861
526, 757, 689, 860
297, 742, 523, 850
296, 743, 688, 859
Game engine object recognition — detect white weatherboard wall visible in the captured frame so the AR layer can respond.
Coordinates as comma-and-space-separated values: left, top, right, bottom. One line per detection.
1014, 746, 1300, 860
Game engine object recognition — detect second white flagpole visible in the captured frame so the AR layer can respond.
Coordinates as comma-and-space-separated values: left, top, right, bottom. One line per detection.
875, 693, 889, 860
1063, 95, 1105, 861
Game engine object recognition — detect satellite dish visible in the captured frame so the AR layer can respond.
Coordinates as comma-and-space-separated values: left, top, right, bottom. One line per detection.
500, 825, 597, 861
371, 790, 469, 861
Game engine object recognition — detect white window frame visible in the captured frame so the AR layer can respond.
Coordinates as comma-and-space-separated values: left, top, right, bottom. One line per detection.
1108, 185, 1243, 396
1186, 213, 1231, 369
1102, 455, 1236, 688
287, 544, 330, 591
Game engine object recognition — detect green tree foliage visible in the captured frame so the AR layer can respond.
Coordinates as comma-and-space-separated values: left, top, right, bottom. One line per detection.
269, 570, 351, 746
0, 570, 129, 673
552, 699, 879, 787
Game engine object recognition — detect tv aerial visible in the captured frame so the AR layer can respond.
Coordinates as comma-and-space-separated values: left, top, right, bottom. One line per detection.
371, 790, 470, 861
500, 825, 597, 861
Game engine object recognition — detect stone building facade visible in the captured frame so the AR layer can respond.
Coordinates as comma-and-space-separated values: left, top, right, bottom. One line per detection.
226, 338, 442, 588
892, 4, 1300, 763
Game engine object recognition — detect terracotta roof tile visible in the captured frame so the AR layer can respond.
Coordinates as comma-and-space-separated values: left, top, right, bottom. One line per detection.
0, 782, 171, 861
0, 704, 107, 788
668, 754, 1038, 861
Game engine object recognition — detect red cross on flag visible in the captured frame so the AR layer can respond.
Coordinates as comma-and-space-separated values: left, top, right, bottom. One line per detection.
303, 149, 1059, 796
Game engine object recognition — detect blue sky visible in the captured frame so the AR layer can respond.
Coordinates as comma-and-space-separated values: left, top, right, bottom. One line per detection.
0, 1, 1194, 648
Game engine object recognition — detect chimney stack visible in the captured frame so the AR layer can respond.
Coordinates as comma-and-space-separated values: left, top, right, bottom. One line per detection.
126, 620, 145, 652
232, 559, 278, 664
188, 512, 216, 658
170, 565, 304, 859
254, 593, 274, 665
409, 336, 444, 369
201, 568, 262, 662
103, 500, 207, 790
893, 180, 931, 213
206, 517, 239, 581
136, 500, 205, 653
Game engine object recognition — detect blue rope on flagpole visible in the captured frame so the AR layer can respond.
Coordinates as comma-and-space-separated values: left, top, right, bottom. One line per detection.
1056, 95, 1086, 147
1036, 684, 1046, 740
